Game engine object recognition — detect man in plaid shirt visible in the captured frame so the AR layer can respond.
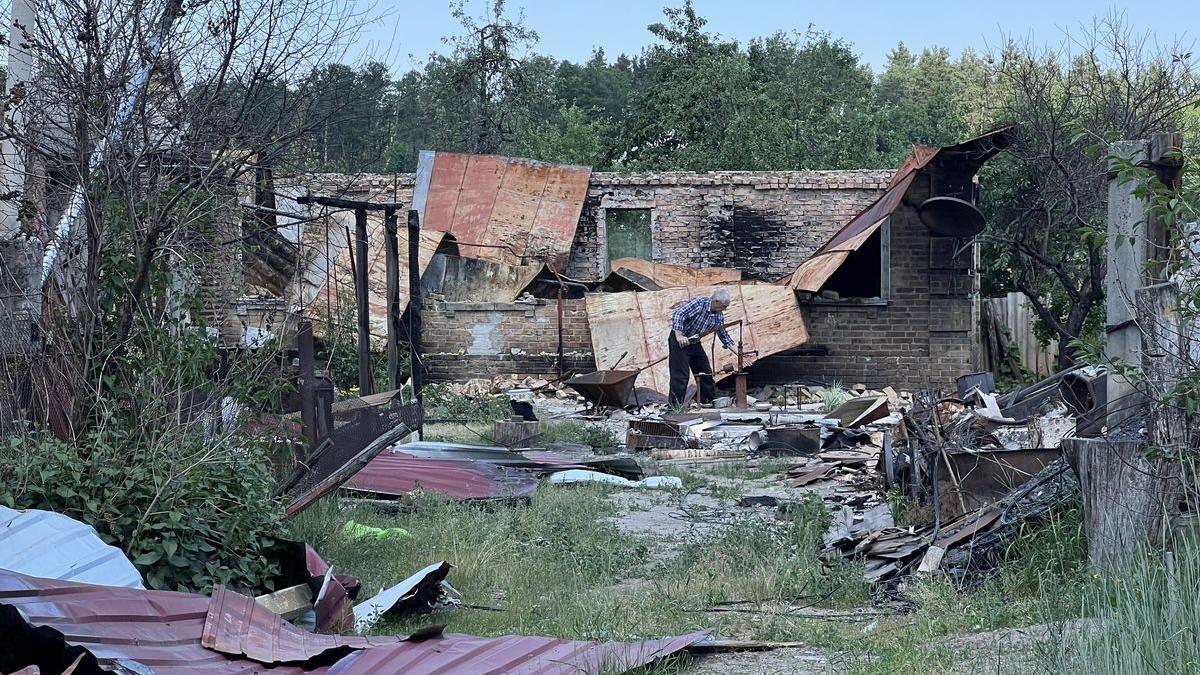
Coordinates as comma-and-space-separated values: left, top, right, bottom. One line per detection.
668, 288, 735, 406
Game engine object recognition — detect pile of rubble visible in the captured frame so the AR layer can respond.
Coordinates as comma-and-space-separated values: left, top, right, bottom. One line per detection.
608, 369, 1090, 587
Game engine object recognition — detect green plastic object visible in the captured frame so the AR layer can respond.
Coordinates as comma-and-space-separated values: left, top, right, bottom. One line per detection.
342, 520, 411, 541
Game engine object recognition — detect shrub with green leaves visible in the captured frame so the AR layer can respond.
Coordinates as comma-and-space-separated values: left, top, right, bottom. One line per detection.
0, 190, 289, 593
1, 427, 282, 592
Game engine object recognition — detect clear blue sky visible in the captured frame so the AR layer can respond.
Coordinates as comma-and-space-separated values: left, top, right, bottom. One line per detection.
357, 0, 1196, 73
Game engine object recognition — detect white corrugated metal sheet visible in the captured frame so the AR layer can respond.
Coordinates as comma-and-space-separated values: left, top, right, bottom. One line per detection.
0, 505, 144, 588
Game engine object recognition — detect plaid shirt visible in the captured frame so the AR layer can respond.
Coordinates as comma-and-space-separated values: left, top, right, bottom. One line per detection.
671, 296, 734, 349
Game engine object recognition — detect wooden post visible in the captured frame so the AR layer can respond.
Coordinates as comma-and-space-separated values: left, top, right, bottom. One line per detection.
384, 207, 402, 390
354, 207, 372, 395
297, 320, 316, 456
407, 209, 423, 404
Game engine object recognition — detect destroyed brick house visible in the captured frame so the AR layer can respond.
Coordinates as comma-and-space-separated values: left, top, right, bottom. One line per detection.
227, 126, 1015, 393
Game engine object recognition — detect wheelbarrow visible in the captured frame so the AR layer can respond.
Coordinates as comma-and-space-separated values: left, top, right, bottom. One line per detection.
564, 353, 669, 409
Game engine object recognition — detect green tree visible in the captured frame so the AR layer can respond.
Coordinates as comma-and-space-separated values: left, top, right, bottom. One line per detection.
979, 21, 1200, 366
516, 104, 612, 167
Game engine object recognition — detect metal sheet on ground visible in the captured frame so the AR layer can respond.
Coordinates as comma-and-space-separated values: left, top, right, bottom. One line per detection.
585, 286, 809, 395
0, 506, 144, 589
344, 451, 540, 501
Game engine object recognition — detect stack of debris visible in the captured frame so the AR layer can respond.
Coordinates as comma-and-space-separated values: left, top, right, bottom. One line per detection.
0, 506, 712, 674
812, 371, 1086, 585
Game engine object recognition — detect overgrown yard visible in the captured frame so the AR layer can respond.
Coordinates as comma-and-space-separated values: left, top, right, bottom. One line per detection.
288, 455, 1095, 674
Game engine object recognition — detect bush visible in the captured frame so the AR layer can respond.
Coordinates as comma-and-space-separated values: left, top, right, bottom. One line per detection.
0, 427, 283, 593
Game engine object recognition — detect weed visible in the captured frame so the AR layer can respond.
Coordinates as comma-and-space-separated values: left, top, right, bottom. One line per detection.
819, 384, 851, 413
1042, 536, 1200, 674
423, 383, 512, 423
540, 420, 621, 450
702, 458, 793, 481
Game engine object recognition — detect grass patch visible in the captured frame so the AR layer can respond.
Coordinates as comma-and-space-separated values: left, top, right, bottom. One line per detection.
1041, 534, 1200, 674
701, 458, 794, 481
287, 466, 1098, 674
539, 420, 622, 451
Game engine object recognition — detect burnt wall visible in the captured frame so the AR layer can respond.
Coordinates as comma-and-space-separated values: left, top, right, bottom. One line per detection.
567, 170, 892, 281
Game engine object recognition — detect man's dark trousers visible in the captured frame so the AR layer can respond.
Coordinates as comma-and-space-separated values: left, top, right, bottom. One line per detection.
668, 337, 715, 407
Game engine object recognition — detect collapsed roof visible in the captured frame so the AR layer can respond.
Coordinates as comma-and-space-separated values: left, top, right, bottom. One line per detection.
787, 125, 1017, 294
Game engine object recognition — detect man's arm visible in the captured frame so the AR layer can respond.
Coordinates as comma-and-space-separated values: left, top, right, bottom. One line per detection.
717, 323, 735, 350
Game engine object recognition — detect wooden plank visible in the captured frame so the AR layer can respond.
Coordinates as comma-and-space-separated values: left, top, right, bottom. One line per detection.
609, 258, 741, 288
585, 286, 808, 395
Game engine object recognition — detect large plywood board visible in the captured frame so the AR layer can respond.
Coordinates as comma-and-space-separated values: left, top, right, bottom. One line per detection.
416, 152, 590, 269
608, 258, 742, 289
585, 285, 809, 394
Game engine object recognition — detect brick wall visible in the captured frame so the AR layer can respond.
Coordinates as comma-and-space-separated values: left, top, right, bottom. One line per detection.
568, 170, 892, 280
293, 169, 979, 390
758, 177, 980, 391
421, 298, 594, 382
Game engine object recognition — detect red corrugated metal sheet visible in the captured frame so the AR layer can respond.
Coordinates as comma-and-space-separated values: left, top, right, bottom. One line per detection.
1, 570, 710, 675
344, 451, 540, 500
325, 630, 712, 675
0, 571, 321, 673
417, 153, 590, 269
202, 586, 401, 664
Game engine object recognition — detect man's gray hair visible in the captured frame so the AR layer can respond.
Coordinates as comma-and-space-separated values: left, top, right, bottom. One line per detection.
711, 288, 732, 304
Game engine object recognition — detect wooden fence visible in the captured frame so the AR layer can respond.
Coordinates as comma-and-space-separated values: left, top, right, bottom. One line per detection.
983, 292, 1058, 377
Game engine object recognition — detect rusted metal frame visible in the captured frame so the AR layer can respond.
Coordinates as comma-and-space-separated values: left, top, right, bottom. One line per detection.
297, 320, 316, 456
406, 209, 424, 405
384, 207, 402, 390
281, 409, 421, 519
354, 207, 372, 395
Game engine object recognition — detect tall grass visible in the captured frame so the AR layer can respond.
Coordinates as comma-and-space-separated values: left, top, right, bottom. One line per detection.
1045, 537, 1200, 674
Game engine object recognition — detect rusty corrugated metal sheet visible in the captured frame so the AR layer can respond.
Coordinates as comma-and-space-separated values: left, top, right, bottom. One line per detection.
414, 152, 591, 269
344, 451, 540, 501
0, 570, 321, 673
585, 285, 808, 395
787, 124, 1017, 293
325, 630, 712, 675
202, 586, 401, 663
605, 259, 742, 291
0, 506, 144, 589
1, 570, 711, 675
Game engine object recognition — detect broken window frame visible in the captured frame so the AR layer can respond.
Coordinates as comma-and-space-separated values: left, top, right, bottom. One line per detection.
600, 204, 655, 275
806, 217, 892, 306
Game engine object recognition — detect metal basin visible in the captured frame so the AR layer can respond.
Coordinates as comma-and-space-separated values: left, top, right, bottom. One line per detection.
564, 370, 640, 408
